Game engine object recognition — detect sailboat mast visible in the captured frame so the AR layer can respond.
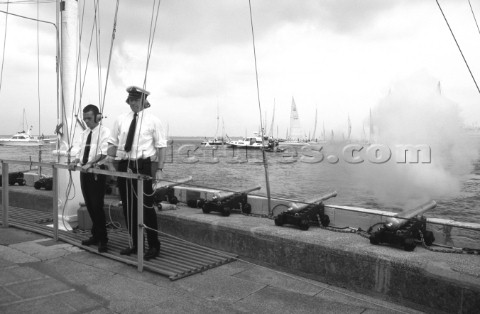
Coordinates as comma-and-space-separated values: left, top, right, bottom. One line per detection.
369, 108, 373, 143
312, 107, 317, 140
347, 114, 351, 141
269, 99, 275, 138
55, 0, 83, 222
323, 121, 325, 142
214, 102, 219, 139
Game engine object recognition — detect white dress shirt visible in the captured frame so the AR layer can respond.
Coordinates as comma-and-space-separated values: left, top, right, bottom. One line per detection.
109, 110, 167, 160
74, 125, 111, 163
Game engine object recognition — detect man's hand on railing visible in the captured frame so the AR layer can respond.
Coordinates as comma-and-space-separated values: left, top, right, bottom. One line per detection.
80, 163, 92, 172
68, 159, 81, 171
99, 156, 118, 172
154, 168, 164, 181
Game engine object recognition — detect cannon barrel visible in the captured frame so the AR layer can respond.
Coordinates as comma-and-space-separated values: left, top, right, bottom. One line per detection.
212, 185, 262, 201
385, 200, 437, 230
153, 176, 193, 190
288, 191, 338, 211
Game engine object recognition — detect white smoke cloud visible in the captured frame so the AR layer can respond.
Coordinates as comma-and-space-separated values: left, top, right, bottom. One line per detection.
364, 71, 476, 209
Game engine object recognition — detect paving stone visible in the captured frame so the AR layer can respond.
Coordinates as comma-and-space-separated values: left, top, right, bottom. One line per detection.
0, 295, 76, 314
0, 246, 39, 263
0, 265, 46, 285
198, 260, 254, 277
0, 257, 14, 269
42, 256, 115, 286
235, 285, 367, 314
0, 286, 19, 305
142, 292, 246, 314
10, 240, 82, 261
315, 288, 423, 314
6, 277, 72, 299
173, 271, 266, 302
0, 228, 45, 245
50, 290, 106, 312
233, 264, 323, 296
87, 274, 177, 313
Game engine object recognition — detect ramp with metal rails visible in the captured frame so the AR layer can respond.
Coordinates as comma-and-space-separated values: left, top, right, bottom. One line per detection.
4, 206, 237, 280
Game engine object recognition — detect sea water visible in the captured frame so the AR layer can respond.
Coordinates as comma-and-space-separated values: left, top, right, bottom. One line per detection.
1, 136, 480, 224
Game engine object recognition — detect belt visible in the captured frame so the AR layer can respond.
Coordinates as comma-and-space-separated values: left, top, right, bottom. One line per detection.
120, 157, 151, 162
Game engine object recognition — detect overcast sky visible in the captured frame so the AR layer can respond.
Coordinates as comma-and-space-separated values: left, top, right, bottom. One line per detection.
0, 0, 479, 138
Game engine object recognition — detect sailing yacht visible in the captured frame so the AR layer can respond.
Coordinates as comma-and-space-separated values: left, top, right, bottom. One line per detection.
279, 97, 309, 146
0, 111, 48, 146
201, 106, 226, 145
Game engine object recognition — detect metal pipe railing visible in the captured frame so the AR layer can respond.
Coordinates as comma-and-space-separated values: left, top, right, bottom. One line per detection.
0, 159, 149, 271
2, 162, 9, 228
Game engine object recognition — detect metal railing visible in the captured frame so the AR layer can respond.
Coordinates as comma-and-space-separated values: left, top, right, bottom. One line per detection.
1, 159, 150, 271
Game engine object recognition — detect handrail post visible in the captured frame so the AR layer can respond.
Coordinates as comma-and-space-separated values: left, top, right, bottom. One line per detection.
137, 177, 144, 271
52, 165, 59, 240
2, 162, 9, 228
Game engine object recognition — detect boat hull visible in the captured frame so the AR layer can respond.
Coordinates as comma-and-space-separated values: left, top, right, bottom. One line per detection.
0, 140, 48, 146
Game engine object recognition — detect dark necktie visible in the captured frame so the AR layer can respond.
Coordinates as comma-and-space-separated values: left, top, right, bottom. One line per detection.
124, 113, 138, 152
82, 131, 92, 165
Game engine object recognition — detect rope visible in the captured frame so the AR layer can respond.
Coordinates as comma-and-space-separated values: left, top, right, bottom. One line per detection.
100, 0, 119, 114
468, 0, 480, 37
36, 1, 41, 137
95, 0, 103, 109
247, 0, 272, 216
435, 0, 480, 94
0, 3, 9, 94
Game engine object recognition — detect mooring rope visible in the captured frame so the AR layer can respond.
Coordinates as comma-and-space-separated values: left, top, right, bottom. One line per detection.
435, 0, 480, 94
247, 0, 273, 216
468, 0, 480, 37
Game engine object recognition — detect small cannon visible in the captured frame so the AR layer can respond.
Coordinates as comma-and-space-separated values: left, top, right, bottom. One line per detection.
369, 200, 436, 251
0, 171, 26, 187
34, 177, 53, 190
153, 176, 192, 207
202, 185, 261, 216
274, 191, 337, 230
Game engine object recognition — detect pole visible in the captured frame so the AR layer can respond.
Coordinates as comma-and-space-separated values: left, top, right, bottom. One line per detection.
52, 166, 58, 240
137, 179, 144, 272
2, 162, 9, 228
55, 0, 83, 223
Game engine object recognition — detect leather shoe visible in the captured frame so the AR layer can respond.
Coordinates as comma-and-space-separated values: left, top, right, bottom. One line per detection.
120, 246, 137, 256
144, 247, 160, 261
81, 237, 98, 246
98, 242, 108, 253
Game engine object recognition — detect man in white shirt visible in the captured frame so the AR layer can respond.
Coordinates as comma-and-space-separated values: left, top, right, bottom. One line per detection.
69, 104, 110, 253
106, 86, 166, 260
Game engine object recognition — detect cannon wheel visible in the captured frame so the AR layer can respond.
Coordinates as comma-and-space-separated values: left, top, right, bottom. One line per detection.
320, 214, 330, 227
169, 195, 179, 205
299, 219, 310, 231
403, 238, 416, 251
369, 234, 379, 245
222, 208, 231, 217
45, 181, 53, 191
274, 215, 284, 226
202, 206, 211, 214
423, 231, 435, 246
242, 203, 252, 214
34, 181, 42, 190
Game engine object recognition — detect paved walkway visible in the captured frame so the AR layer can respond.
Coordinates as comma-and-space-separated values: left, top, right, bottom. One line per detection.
0, 227, 423, 313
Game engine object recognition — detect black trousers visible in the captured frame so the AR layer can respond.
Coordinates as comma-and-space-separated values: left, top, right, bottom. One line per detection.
117, 158, 160, 249
80, 172, 108, 243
